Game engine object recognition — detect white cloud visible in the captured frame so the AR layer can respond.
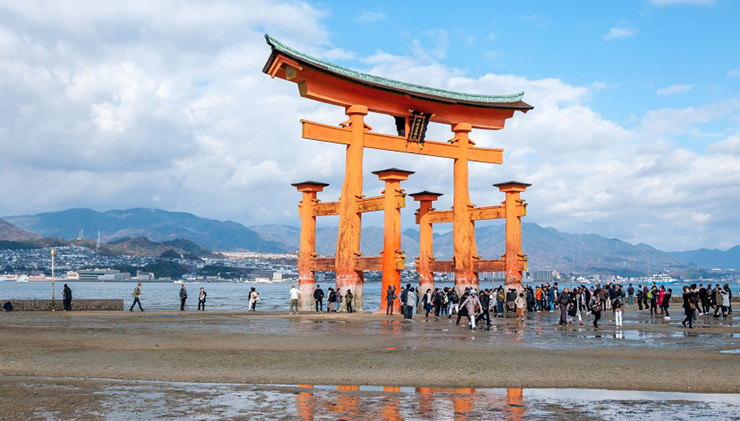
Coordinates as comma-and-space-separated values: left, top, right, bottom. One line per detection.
656, 83, 697, 95
0, 0, 738, 253
728, 67, 740, 78
605, 27, 637, 40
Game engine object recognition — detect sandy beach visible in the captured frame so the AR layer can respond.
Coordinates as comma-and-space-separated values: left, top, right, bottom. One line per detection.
1, 308, 737, 395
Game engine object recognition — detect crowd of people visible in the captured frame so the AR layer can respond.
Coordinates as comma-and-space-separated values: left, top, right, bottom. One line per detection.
121, 281, 734, 329
370, 281, 734, 330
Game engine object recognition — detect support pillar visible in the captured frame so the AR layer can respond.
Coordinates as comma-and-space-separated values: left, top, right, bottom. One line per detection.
451, 123, 479, 295
292, 181, 329, 311
411, 191, 443, 303
495, 181, 530, 295
335, 105, 368, 312
373, 168, 413, 314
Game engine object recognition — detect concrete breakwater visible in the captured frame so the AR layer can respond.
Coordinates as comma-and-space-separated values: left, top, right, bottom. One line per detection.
2, 299, 123, 311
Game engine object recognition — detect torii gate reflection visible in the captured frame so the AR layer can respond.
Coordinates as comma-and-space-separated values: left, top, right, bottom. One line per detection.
264, 35, 533, 311
295, 385, 525, 421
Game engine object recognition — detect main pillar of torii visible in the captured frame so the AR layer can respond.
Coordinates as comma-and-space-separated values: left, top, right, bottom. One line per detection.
263, 35, 533, 305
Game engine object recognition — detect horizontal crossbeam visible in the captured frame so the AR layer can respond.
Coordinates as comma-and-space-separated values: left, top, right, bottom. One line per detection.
302, 120, 503, 164
313, 201, 339, 216
313, 257, 336, 271
469, 205, 505, 221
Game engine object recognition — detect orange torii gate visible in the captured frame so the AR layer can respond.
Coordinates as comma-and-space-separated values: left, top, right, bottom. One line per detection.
263, 35, 533, 311
411, 182, 530, 297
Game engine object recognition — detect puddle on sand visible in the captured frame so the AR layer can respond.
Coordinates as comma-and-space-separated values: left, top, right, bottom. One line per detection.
14, 378, 740, 420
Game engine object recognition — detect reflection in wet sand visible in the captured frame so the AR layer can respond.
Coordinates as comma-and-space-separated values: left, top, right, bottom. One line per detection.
5, 376, 738, 419
506, 387, 525, 421
295, 385, 525, 420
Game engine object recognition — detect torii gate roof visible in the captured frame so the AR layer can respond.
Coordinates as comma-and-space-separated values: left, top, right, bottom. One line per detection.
263, 35, 533, 130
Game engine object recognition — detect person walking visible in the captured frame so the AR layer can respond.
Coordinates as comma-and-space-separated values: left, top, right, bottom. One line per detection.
460, 291, 483, 329
345, 289, 354, 313
627, 284, 634, 306
726, 284, 733, 315
248, 287, 259, 312
197, 287, 207, 311
649, 285, 658, 316
514, 292, 526, 322
449, 288, 460, 317
327, 288, 336, 312
682, 286, 696, 328
400, 285, 409, 317
289, 284, 301, 315
558, 287, 570, 326
422, 289, 433, 319
334, 289, 343, 313
714, 285, 730, 318
179, 284, 188, 311
613, 295, 623, 327
661, 288, 672, 320
590, 295, 602, 328
475, 289, 491, 326
405, 287, 416, 319
385, 285, 397, 315
130, 283, 144, 311
314, 284, 325, 312
62, 284, 72, 311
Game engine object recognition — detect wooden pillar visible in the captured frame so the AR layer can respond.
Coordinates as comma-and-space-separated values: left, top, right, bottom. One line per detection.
336, 105, 368, 312
411, 191, 443, 303
495, 182, 530, 294
373, 168, 413, 314
451, 123, 479, 295
292, 182, 328, 311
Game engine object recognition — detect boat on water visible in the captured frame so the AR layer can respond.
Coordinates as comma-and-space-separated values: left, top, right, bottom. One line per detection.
646, 273, 677, 283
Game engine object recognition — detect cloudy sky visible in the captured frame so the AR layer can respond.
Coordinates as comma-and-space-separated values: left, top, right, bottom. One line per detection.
1, 0, 738, 252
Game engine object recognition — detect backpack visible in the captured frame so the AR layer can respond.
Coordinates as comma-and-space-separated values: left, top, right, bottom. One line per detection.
3, 301, 12, 312
591, 301, 601, 313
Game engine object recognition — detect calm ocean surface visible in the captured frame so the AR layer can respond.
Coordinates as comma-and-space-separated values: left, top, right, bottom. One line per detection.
1, 279, 736, 312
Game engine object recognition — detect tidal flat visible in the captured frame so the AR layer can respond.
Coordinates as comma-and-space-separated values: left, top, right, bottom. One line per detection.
1, 309, 737, 419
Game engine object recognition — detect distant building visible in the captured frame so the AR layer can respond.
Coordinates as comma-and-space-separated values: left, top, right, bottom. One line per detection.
134, 271, 155, 281
99, 272, 131, 281
532, 270, 554, 282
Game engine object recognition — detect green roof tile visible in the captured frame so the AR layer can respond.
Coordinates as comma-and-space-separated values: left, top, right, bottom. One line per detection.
265, 34, 527, 106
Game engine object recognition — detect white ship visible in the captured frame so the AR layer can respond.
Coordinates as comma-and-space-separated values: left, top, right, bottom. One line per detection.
646, 273, 677, 283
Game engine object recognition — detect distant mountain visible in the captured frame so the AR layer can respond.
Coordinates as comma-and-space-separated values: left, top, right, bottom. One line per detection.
0, 218, 40, 241
6, 208, 725, 276
669, 246, 740, 270
104, 237, 214, 258
0, 235, 217, 259
4, 208, 286, 252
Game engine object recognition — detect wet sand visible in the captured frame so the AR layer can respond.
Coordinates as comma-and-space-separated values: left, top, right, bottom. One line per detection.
1, 307, 737, 398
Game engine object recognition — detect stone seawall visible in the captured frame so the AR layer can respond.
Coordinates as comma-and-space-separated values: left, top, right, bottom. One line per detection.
2, 299, 124, 311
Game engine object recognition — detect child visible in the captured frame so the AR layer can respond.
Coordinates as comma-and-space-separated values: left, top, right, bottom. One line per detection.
515, 292, 526, 321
